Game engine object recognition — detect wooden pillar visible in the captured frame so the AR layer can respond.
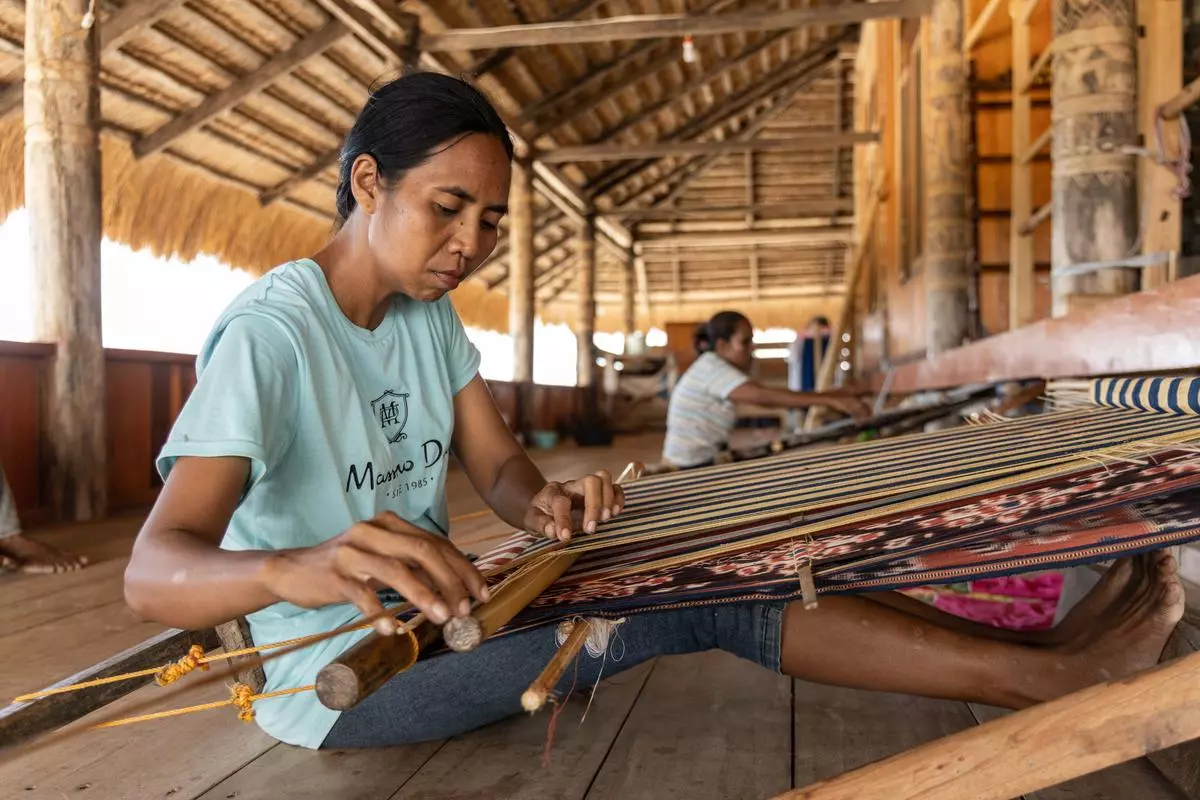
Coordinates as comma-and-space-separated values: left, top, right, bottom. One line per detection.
621, 246, 637, 348
1009, 0, 1036, 329
1136, 0, 1182, 291
508, 160, 535, 433
26, 0, 106, 521
575, 213, 596, 387
923, 0, 973, 355
1050, 0, 1138, 317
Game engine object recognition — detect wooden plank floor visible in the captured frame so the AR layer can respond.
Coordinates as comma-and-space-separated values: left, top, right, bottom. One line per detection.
0, 433, 1189, 800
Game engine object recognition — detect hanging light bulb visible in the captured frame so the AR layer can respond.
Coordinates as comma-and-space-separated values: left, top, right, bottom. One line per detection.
682, 35, 697, 64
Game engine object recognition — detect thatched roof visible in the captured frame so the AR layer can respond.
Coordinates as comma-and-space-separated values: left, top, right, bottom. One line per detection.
0, 0, 869, 333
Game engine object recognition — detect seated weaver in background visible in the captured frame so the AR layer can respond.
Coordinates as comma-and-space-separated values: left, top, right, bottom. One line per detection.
661, 311, 871, 470
123, 72, 1186, 750
0, 460, 87, 573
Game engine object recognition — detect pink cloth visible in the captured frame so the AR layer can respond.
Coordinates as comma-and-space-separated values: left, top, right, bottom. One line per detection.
909, 573, 1065, 631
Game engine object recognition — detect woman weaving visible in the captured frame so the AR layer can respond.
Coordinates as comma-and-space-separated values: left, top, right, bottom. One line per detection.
662, 311, 871, 469
125, 72, 1186, 751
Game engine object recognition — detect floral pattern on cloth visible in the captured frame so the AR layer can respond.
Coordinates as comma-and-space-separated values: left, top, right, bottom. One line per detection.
901, 574, 1065, 631
490, 454, 1200, 631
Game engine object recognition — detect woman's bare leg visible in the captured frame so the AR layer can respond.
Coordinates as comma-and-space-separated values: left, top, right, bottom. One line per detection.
781, 552, 1183, 710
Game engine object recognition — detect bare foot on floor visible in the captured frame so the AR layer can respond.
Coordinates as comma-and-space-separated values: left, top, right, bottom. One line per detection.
0, 534, 88, 573
1046, 557, 1137, 648
1041, 551, 1183, 701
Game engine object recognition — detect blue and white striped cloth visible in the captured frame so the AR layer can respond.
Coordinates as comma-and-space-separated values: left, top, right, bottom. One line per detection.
1091, 376, 1200, 415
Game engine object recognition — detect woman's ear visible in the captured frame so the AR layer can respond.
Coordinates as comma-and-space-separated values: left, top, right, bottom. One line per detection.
349, 154, 381, 215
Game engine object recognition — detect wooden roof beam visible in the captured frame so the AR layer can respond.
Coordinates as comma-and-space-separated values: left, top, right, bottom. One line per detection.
608, 199, 856, 219
637, 246, 845, 262
0, 0, 188, 118
587, 32, 849, 196
589, 26, 797, 144
541, 133, 876, 163
595, 285, 846, 303
525, 0, 768, 136
135, 21, 351, 158
464, 0, 607, 78
636, 217, 855, 233
604, 72, 837, 206
420, 0, 929, 50
638, 228, 849, 248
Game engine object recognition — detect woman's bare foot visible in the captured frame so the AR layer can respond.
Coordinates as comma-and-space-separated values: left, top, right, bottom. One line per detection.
1034, 551, 1184, 703
0, 534, 88, 573
1046, 557, 1137, 648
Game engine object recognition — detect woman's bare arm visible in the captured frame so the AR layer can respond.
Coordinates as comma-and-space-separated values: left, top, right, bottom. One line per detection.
124, 456, 281, 629
450, 375, 549, 531
729, 381, 872, 418
125, 456, 489, 634
450, 375, 624, 540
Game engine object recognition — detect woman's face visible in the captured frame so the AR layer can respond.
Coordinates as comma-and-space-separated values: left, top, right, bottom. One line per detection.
716, 319, 754, 371
355, 133, 512, 302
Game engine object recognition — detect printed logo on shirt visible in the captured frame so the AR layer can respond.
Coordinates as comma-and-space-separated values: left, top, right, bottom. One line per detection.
370, 389, 410, 444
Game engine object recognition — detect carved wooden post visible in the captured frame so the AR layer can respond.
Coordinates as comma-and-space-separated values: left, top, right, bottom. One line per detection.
26, 0, 106, 520
575, 214, 596, 387
924, 0, 973, 355
508, 159, 535, 434
1051, 0, 1138, 316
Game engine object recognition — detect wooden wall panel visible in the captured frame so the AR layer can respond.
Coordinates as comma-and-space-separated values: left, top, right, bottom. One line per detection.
978, 217, 1052, 267
978, 269, 1054, 335
2, 341, 584, 525
0, 343, 51, 525
880, 273, 1200, 391
855, 6, 1056, 376
105, 361, 154, 513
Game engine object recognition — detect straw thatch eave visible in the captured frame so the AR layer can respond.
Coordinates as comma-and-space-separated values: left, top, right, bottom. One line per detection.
0, 0, 875, 334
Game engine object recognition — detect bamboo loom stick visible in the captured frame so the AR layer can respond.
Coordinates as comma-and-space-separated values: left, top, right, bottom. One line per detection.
315, 463, 645, 711
521, 619, 594, 712
774, 648, 1200, 800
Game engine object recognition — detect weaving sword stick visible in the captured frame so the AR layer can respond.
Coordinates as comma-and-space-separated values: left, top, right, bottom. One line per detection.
314, 462, 645, 711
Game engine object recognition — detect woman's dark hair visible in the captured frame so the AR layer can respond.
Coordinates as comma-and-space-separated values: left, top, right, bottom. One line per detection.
707, 311, 751, 345
693, 323, 711, 355
335, 71, 514, 225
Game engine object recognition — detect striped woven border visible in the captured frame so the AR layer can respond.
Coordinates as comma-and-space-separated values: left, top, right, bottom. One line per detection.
1091, 376, 1200, 415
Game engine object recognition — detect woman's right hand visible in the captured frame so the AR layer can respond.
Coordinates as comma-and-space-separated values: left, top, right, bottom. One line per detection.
260, 511, 490, 636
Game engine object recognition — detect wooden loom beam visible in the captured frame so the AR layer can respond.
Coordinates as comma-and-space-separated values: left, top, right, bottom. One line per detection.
777, 619, 1200, 800
0, 628, 220, 748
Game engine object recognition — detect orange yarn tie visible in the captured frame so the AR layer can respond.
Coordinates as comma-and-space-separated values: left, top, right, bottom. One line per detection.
154, 644, 209, 686
230, 683, 256, 722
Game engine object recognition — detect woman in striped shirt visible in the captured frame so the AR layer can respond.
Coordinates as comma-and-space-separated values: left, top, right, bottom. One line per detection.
662, 311, 870, 469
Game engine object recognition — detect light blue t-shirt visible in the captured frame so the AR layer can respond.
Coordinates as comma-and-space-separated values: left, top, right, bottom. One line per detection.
156, 258, 481, 749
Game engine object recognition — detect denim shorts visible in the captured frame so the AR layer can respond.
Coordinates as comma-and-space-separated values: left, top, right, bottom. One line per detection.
322, 601, 786, 748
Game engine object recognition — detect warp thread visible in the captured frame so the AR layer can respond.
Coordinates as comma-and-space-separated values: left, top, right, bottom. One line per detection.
554, 616, 627, 659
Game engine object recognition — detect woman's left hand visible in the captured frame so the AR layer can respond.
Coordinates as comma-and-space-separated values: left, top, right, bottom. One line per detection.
523, 470, 626, 542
